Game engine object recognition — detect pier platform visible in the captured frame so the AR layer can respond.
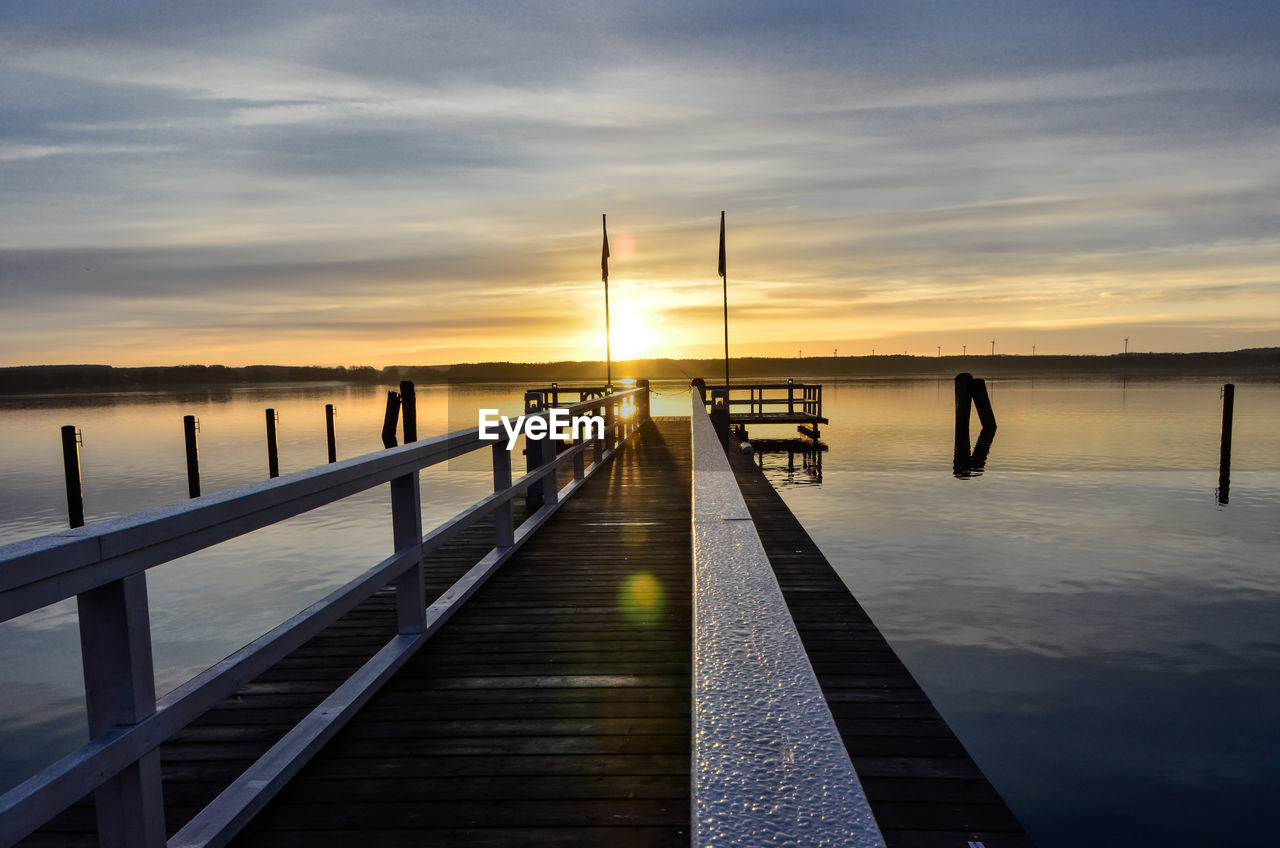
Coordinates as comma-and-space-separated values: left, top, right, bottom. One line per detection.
9, 407, 1031, 847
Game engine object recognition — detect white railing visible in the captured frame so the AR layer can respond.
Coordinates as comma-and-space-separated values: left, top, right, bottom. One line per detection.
689, 390, 885, 847
0, 387, 649, 848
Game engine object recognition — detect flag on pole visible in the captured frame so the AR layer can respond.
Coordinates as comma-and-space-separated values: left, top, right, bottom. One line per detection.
717, 211, 726, 278
602, 214, 610, 283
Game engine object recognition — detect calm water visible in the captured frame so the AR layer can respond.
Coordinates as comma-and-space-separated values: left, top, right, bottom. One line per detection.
2, 377, 1278, 847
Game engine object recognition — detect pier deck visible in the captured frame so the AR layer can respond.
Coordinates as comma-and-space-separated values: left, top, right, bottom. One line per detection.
16, 413, 1030, 847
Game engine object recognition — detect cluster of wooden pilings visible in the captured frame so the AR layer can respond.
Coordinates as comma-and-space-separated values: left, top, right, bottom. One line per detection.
953, 372, 997, 478
56, 383, 427, 531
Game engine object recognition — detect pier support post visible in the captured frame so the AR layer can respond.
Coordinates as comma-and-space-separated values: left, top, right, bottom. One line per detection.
399, 380, 417, 442
77, 575, 165, 848
1219, 383, 1234, 504
61, 424, 85, 528
265, 408, 280, 478
381, 391, 401, 449
325, 404, 337, 463
183, 415, 200, 498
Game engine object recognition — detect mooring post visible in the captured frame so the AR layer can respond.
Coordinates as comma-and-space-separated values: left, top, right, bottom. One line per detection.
265, 408, 280, 478
692, 377, 706, 403
954, 373, 974, 476
183, 415, 200, 498
1219, 383, 1234, 504
972, 377, 997, 431
325, 403, 337, 463
399, 380, 417, 442
381, 390, 401, 449
61, 424, 85, 528
77, 574, 166, 847
710, 388, 731, 449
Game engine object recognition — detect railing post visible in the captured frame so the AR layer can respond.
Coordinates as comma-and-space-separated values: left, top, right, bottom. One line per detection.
77, 575, 166, 848
637, 379, 650, 422
492, 442, 515, 546
61, 425, 85, 528
325, 404, 337, 463
603, 397, 617, 453
390, 471, 425, 635
710, 388, 730, 448
788, 378, 794, 415
183, 415, 201, 498
524, 391, 546, 508
572, 420, 586, 482
593, 400, 605, 466
265, 408, 280, 478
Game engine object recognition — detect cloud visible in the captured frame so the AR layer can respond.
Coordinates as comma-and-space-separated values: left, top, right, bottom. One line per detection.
1, 1, 1279, 364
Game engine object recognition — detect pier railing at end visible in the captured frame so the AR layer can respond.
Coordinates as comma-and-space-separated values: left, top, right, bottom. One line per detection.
0, 386, 649, 848
689, 391, 885, 847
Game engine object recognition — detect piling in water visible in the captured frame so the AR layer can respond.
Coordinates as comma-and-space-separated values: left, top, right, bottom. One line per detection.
400, 380, 417, 443
972, 378, 997, 431
1219, 383, 1234, 504
381, 391, 401, 449
265, 408, 280, 478
61, 424, 84, 528
183, 415, 200, 498
325, 404, 337, 463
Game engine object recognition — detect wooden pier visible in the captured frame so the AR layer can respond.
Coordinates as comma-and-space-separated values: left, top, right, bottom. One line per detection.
1, 384, 1031, 847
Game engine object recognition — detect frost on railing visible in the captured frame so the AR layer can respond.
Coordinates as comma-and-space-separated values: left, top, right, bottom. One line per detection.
689, 390, 885, 847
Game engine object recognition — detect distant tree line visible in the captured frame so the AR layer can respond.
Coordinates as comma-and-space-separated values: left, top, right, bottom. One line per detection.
3, 348, 1276, 394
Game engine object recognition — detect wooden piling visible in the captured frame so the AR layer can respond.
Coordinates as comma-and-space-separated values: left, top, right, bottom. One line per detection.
381, 391, 401, 449
972, 377, 997, 431
183, 415, 200, 498
265, 409, 280, 478
325, 404, 337, 463
60, 425, 84, 529
399, 381, 417, 443
1219, 383, 1234, 504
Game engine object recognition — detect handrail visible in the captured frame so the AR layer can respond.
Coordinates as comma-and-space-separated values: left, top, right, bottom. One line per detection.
689, 391, 884, 847
0, 386, 649, 848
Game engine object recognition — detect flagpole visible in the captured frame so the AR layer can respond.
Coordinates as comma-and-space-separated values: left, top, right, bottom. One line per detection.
719, 211, 729, 392
602, 213, 612, 388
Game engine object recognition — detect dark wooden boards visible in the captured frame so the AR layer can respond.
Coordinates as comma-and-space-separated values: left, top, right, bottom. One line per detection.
227, 418, 692, 846
727, 446, 1035, 848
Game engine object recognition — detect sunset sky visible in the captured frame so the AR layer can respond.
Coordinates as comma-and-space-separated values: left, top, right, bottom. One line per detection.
2, 1, 1278, 366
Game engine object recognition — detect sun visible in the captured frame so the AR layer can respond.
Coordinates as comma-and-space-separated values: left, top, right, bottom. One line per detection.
608, 308, 658, 360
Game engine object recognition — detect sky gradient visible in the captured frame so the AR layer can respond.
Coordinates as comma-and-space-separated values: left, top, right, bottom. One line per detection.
2, 1, 1278, 366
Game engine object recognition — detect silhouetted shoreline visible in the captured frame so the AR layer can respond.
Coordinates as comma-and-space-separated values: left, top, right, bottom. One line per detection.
2, 349, 1277, 395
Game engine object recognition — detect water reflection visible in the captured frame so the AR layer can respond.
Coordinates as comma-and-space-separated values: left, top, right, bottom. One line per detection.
954, 427, 997, 479
747, 438, 826, 485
